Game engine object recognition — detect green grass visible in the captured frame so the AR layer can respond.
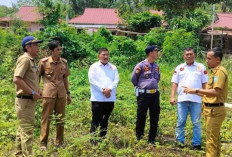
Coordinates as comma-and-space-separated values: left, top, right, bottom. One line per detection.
0, 60, 232, 157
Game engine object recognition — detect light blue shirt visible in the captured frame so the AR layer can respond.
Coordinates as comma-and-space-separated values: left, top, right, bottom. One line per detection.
88, 61, 119, 102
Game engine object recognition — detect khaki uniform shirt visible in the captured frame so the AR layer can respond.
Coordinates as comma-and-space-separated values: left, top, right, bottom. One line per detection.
14, 53, 39, 95
39, 56, 70, 98
203, 65, 228, 103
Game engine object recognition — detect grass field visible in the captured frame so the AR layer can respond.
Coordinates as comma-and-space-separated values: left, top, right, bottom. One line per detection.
0, 59, 232, 157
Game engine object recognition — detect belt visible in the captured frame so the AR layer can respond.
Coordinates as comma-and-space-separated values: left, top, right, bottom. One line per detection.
16, 95, 33, 99
138, 89, 157, 94
204, 103, 224, 107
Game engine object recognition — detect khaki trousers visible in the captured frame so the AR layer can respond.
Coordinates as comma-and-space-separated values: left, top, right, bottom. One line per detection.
203, 105, 226, 157
14, 98, 36, 157
40, 97, 66, 146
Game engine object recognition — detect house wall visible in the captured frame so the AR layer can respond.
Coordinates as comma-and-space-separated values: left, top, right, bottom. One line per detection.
27, 22, 44, 32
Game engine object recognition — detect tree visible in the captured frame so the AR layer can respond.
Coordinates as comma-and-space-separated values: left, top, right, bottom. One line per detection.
144, 0, 223, 11
35, 0, 63, 26
126, 11, 161, 32
169, 9, 209, 34
0, 5, 17, 17
221, 0, 232, 12
162, 29, 199, 63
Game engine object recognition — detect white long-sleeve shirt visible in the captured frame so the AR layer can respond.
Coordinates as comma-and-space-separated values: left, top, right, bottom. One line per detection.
88, 61, 119, 102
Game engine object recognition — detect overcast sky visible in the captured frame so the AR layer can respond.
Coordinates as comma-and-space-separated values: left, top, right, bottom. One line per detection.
0, 0, 18, 7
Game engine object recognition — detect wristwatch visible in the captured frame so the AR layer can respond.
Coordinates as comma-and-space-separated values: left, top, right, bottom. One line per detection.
31, 90, 35, 95
195, 89, 199, 94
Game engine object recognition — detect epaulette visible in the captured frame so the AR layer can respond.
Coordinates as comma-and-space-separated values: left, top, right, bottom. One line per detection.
61, 58, 67, 63
41, 57, 48, 62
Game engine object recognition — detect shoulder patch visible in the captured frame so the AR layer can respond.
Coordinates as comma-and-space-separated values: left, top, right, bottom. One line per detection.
41, 57, 48, 62
61, 58, 67, 63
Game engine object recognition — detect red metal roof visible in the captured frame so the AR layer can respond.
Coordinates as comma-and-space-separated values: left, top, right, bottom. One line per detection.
208, 13, 232, 30
69, 8, 123, 25
0, 6, 42, 22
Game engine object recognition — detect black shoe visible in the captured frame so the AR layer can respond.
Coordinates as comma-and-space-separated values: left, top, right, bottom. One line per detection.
148, 140, 155, 145
191, 145, 202, 150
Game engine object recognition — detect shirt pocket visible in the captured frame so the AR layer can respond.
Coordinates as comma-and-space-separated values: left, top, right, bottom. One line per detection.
59, 65, 66, 79
178, 72, 185, 81
192, 71, 202, 81
45, 68, 53, 80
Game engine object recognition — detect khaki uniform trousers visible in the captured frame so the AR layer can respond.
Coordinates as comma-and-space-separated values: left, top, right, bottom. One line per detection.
40, 97, 66, 146
14, 98, 36, 157
203, 105, 226, 157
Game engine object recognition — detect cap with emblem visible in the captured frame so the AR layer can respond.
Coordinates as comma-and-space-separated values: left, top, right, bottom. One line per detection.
145, 45, 160, 54
22, 36, 43, 48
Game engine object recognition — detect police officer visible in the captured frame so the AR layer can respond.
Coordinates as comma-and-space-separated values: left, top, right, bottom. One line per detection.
39, 40, 71, 149
13, 36, 42, 156
131, 45, 160, 144
183, 47, 228, 157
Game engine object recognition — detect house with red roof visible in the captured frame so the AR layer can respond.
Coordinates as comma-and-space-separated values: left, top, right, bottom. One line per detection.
201, 13, 232, 54
0, 6, 43, 32
68, 8, 125, 34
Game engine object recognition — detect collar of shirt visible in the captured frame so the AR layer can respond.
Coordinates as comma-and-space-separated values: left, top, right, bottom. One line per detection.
97, 61, 110, 67
24, 52, 34, 61
144, 59, 156, 65
183, 61, 197, 67
211, 65, 221, 74
48, 56, 61, 64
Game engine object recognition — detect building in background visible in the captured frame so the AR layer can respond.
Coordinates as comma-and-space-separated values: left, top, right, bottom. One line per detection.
0, 6, 43, 32
201, 13, 232, 54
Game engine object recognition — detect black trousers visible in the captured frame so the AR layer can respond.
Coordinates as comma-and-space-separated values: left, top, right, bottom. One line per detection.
90, 101, 114, 137
136, 91, 160, 141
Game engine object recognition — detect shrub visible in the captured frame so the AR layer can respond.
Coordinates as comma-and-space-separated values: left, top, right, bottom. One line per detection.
162, 29, 199, 63
127, 11, 162, 33
35, 23, 95, 62
143, 27, 167, 48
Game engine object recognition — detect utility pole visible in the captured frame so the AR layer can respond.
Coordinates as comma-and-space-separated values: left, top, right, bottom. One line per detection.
66, 0, 69, 24
211, 4, 215, 49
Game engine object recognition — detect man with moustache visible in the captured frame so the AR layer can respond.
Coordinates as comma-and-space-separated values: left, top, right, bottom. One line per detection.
183, 47, 228, 157
39, 39, 71, 149
88, 48, 119, 144
14, 36, 42, 156
170, 47, 208, 149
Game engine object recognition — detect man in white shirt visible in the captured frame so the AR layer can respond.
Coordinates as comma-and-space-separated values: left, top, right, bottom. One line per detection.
170, 47, 208, 150
88, 48, 119, 143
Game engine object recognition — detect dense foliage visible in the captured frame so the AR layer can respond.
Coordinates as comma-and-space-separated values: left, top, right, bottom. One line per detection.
144, 0, 223, 11
126, 11, 161, 32
1, 0, 232, 155
169, 9, 210, 34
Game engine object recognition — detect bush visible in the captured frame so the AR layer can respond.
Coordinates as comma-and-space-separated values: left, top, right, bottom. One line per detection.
109, 36, 143, 67
143, 27, 167, 48
162, 29, 199, 63
35, 23, 95, 62
169, 9, 209, 34
127, 11, 162, 33
92, 27, 113, 52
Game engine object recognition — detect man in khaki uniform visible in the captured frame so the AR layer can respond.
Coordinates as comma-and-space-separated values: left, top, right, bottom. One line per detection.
183, 47, 228, 157
39, 40, 71, 149
13, 36, 43, 156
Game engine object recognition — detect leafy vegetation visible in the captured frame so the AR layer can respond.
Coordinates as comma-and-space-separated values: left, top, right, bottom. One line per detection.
125, 11, 161, 33
0, 22, 232, 156
1, 0, 232, 156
